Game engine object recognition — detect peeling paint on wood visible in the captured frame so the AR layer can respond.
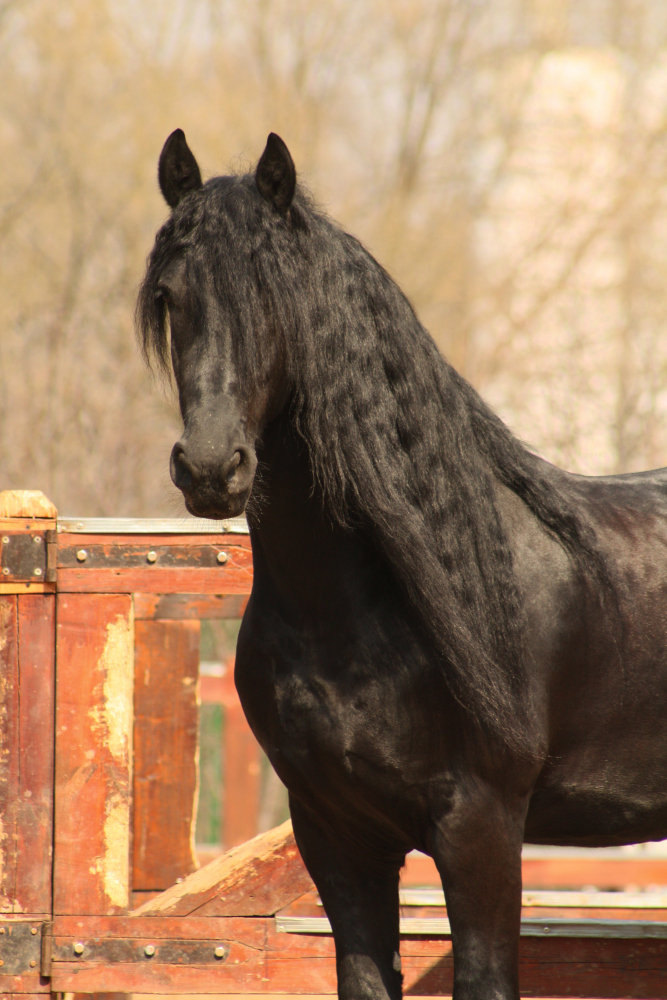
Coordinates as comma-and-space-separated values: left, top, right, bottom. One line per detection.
101, 612, 134, 763
54, 593, 134, 916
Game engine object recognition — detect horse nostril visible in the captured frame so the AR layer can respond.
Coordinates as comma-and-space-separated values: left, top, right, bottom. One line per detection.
170, 442, 195, 491
225, 446, 255, 492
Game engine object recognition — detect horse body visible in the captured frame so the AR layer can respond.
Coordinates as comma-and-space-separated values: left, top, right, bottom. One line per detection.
526, 468, 667, 845
139, 130, 667, 1000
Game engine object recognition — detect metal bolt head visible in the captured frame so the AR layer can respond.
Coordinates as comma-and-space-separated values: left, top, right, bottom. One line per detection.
73, 942, 85, 955
33, 567, 43, 576
76, 549, 88, 562
217, 550, 228, 565
146, 550, 157, 564
1, 567, 9, 576
214, 945, 226, 960
144, 943, 156, 957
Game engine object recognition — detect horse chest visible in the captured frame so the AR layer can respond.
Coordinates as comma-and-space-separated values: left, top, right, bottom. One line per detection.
235, 602, 449, 834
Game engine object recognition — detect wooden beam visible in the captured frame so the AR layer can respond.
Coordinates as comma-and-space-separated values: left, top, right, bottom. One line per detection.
133, 821, 313, 918
56, 534, 253, 594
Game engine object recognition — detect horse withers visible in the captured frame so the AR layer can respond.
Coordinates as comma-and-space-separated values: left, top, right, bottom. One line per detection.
138, 129, 667, 1000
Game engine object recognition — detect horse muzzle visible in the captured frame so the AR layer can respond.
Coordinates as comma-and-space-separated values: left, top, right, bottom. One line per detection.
170, 437, 257, 519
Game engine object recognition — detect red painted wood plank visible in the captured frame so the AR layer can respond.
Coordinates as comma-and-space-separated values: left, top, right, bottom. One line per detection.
0, 978, 51, 996
133, 619, 200, 891
521, 854, 667, 889
53, 593, 134, 916
133, 592, 249, 621
57, 565, 253, 595
0, 596, 20, 913
402, 850, 667, 891
14, 593, 55, 914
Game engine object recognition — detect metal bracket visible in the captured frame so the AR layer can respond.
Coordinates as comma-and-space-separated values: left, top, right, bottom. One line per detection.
57, 540, 233, 570
49, 934, 229, 966
0, 921, 44, 975
0, 530, 56, 583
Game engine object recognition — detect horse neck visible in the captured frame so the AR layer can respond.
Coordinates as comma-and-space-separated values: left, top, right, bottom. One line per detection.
247, 411, 352, 606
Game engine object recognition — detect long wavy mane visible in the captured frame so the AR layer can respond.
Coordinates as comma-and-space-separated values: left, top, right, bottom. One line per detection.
139, 175, 613, 752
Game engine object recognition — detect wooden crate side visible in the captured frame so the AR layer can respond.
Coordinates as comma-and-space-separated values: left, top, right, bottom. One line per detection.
53, 593, 134, 916
133, 618, 200, 892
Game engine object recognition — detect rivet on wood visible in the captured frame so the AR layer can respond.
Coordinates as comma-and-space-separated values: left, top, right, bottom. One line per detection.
217, 550, 228, 564
33, 567, 43, 576
30, 926, 38, 935
73, 942, 85, 955
1, 536, 9, 544
1, 567, 9, 575
76, 549, 88, 562
214, 945, 226, 959
146, 550, 158, 563
144, 943, 156, 957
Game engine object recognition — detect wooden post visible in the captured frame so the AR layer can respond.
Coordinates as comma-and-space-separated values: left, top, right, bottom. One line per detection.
0, 491, 57, 998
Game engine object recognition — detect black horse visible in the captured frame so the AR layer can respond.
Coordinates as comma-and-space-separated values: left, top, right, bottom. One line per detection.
139, 130, 667, 1000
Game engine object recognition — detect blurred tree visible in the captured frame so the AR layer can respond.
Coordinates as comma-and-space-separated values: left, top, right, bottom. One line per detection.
0, 0, 665, 518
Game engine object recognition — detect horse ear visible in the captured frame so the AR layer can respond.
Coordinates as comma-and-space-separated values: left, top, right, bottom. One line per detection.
158, 129, 203, 208
255, 133, 296, 215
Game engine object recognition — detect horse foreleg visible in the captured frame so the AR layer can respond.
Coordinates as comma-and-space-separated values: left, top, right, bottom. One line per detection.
289, 796, 404, 1000
429, 790, 526, 1000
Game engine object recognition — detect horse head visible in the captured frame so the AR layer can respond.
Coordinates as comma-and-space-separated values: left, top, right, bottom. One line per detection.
141, 129, 297, 519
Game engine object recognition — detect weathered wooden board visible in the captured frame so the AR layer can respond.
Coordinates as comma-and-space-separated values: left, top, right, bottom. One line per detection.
0, 596, 20, 913
56, 533, 253, 594
400, 934, 667, 998
133, 618, 200, 891
13, 594, 55, 915
134, 821, 313, 918
133, 592, 249, 621
0, 594, 55, 916
53, 593, 134, 916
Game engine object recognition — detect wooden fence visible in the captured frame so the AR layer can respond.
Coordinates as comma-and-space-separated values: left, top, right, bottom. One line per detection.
1, 490, 666, 998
